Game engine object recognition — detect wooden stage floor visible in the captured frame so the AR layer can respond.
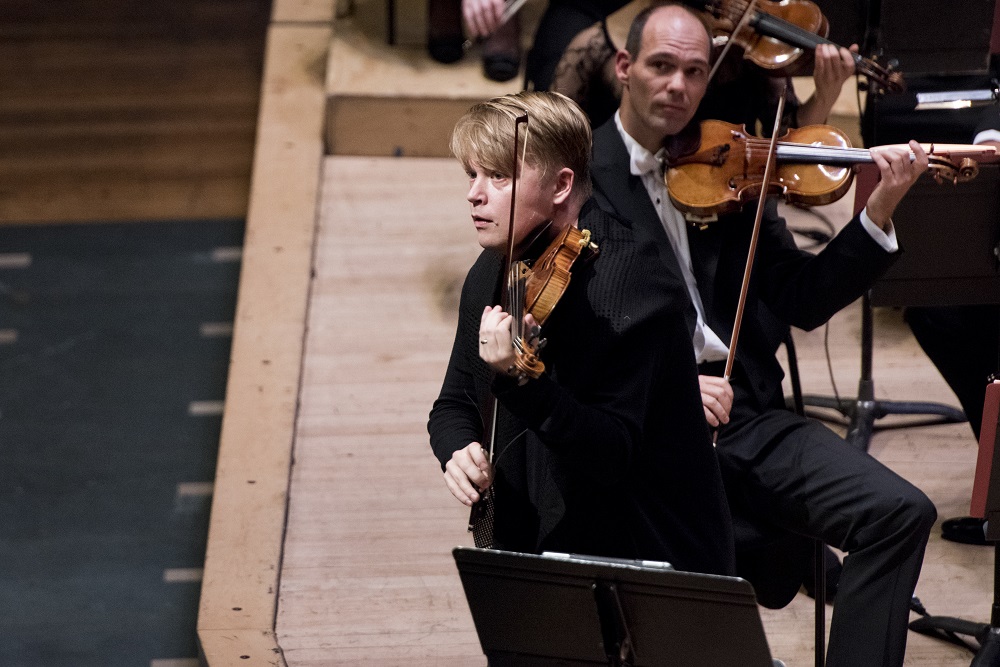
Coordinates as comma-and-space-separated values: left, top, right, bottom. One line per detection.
274, 155, 992, 665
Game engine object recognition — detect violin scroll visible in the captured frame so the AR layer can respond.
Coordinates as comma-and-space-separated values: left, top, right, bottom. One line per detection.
928, 155, 979, 185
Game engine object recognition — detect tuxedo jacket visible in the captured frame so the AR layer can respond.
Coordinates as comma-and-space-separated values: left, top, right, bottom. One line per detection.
591, 118, 901, 433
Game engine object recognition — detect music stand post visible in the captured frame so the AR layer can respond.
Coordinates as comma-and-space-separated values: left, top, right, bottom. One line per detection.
801, 291, 966, 451
799, 165, 968, 451
909, 382, 1000, 665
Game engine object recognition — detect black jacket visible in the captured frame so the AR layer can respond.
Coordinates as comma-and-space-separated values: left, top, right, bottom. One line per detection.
428, 202, 735, 576
591, 118, 901, 426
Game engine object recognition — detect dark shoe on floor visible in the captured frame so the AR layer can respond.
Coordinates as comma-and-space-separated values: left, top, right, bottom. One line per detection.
481, 18, 520, 82
427, 0, 464, 64
429, 37, 464, 64
942, 516, 989, 545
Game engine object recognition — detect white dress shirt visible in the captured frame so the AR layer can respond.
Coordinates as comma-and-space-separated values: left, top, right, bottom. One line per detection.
975, 128, 1000, 145
613, 111, 899, 365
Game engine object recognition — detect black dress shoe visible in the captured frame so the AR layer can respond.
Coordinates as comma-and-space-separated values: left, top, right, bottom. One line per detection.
942, 516, 989, 545
427, 0, 464, 64
483, 53, 520, 82
481, 17, 521, 82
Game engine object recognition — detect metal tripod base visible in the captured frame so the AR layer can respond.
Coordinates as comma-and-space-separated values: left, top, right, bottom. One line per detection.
909, 615, 1000, 665
801, 383, 966, 451
797, 292, 966, 452
909, 544, 1000, 666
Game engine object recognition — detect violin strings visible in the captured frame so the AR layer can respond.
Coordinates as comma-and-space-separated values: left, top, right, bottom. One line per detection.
746, 138, 949, 167
508, 264, 522, 347
515, 266, 524, 344
745, 137, 872, 164
501, 0, 528, 24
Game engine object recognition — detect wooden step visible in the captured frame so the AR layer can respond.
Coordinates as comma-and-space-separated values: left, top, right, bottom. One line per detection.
0, 132, 254, 176
0, 0, 270, 40
0, 0, 269, 224
0, 172, 251, 224
325, 1, 548, 158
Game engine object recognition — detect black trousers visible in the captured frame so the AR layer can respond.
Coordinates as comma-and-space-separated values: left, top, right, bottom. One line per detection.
714, 366, 936, 667
905, 304, 1000, 440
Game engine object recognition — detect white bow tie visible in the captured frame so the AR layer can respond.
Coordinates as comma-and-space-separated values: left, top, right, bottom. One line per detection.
629, 144, 664, 177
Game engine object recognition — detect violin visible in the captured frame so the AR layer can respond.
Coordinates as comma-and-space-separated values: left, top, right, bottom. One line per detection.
687, 0, 905, 93
666, 120, 998, 217
507, 225, 599, 380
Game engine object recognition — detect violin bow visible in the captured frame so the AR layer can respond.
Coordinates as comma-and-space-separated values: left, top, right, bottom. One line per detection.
462, 1, 528, 52
715, 83, 787, 442
706, 0, 758, 85
468, 112, 529, 547
500, 113, 530, 309
502, 0, 530, 24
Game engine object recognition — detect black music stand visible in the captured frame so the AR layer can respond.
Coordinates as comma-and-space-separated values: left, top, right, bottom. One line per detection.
810, 0, 1000, 449
452, 547, 775, 667
798, 166, 993, 450
908, 382, 1000, 665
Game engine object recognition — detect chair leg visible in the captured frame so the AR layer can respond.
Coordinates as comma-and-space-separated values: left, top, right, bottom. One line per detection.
814, 539, 826, 667
787, 330, 827, 667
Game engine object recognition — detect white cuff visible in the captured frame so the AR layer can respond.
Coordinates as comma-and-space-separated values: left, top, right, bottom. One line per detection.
975, 129, 1000, 146
860, 208, 899, 253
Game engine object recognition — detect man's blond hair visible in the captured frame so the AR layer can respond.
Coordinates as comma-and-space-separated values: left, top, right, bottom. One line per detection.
451, 91, 592, 201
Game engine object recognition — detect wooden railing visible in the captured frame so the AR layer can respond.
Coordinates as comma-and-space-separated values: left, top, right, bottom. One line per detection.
196, 1, 334, 664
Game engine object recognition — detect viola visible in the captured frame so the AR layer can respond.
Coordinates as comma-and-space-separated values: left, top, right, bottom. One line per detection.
688, 0, 905, 92
666, 120, 997, 217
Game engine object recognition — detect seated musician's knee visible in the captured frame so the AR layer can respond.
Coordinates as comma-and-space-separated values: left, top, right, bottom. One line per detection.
879, 483, 936, 545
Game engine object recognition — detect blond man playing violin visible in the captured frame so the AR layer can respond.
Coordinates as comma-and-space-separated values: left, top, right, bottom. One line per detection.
590, 4, 935, 667
428, 90, 736, 575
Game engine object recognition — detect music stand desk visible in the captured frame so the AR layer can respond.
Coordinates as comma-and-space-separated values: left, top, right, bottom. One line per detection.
453, 547, 774, 667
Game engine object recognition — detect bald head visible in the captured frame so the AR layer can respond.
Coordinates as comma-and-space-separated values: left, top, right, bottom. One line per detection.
625, 3, 713, 63
615, 3, 712, 150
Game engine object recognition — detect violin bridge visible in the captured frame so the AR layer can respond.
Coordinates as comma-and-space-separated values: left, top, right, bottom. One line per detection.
685, 213, 718, 229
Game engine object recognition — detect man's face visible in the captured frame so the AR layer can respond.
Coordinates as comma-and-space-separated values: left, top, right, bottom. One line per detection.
464, 159, 558, 253
617, 6, 711, 145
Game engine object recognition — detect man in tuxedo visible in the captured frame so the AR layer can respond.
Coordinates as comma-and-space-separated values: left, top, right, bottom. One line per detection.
589, 4, 936, 666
